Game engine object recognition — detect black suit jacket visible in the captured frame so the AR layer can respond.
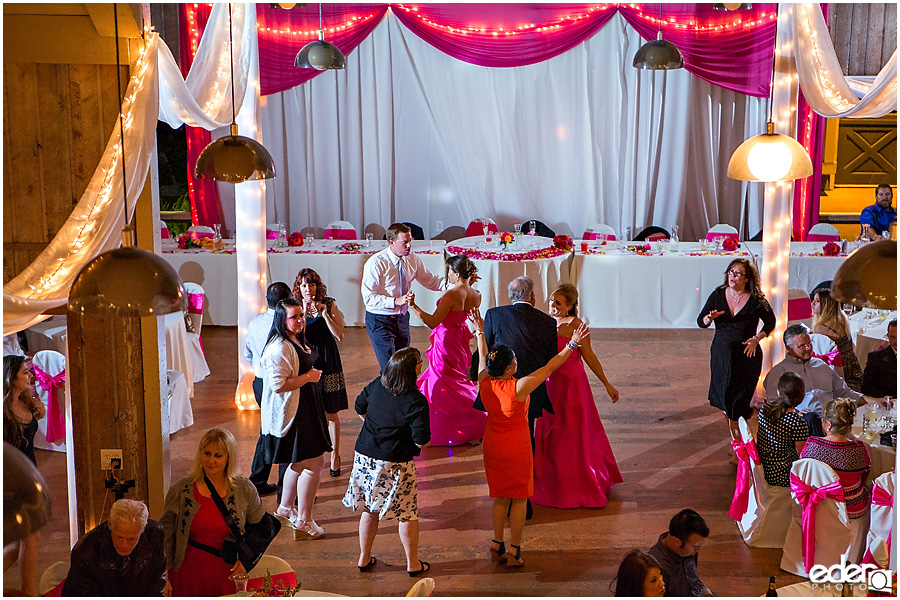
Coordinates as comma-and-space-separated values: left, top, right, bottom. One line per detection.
862, 345, 897, 398
471, 302, 558, 418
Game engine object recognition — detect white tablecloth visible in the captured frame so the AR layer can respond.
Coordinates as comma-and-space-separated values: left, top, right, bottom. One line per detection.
162, 241, 237, 326
167, 369, 193, 434
22, 316, 68, 353
849, 311, 895, 371
164, 312, 194, 398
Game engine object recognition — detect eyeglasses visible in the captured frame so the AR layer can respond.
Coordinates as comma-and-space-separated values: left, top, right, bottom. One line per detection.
726, 270, 747, 278
791, 342, 813, 349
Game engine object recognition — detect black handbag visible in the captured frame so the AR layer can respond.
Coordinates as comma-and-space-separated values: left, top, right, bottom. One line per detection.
204, 475, 281, 571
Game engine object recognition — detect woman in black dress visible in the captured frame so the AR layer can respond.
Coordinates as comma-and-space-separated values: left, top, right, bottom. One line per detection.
3, 355, 45, 465
293, 268, 349, 477
260, 299, 332, 539
698, 258, 776, 447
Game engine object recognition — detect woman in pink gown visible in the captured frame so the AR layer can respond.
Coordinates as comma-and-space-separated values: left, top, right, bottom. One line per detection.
409, 255, 487, 446
533, 284, 622, 508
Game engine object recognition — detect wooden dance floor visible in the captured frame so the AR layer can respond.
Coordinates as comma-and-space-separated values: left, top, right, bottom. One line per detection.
20, 326, 806, 596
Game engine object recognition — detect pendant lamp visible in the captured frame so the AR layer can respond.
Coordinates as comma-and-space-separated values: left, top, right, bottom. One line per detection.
714, 3, 752, 10
633, 5, 684, 71
4, 442, 51, 543
295, 3, 346, 70
69, 5, 185, 317
831, 225, 897, 310
194, 4, 276, 184
727, 23, 812, 182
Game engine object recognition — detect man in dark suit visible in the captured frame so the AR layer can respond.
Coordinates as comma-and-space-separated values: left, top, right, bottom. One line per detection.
862, 319, 897, 398
473, 276, 557, 519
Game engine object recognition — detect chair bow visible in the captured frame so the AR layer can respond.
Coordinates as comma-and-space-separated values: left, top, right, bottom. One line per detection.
813, 348, 842, 367
789, 473, 845, 572
728, 438, 760, 520
872, 483, 894, 556
32, 365, 66, 444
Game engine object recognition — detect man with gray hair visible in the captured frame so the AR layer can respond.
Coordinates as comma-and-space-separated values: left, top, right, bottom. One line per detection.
62, 499, 165, 596
763, 323, 891, 433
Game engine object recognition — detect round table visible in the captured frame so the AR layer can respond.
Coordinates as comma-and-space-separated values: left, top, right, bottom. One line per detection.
849, 310, 895, 371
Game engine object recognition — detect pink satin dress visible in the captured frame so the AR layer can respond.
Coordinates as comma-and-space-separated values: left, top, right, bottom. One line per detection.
416, 305, 487, 445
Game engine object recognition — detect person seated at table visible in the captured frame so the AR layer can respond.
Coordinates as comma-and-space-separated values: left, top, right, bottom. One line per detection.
811, 287, 863, 391
409, 255, 486, 446
860, 183, 895, 241
756, 372, 810, 487
62, 499, 166, 596
647, 509, 713, 597
862, 319, 897, 398
612, 550, 665, 597
342, 347, 431, 576
3, 355, 46, 466
800, 398, 871, 520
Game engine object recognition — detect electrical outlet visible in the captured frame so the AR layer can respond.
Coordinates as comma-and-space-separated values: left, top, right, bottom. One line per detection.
100, 449, 123, 470
435, 220, 444, 232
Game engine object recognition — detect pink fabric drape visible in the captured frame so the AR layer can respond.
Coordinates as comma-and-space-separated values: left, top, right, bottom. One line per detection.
813, 348, 842, 367
789, 473, 846, 573
861, 484, 894, 569
728, 438, 760, 520
32, 364, 66, 445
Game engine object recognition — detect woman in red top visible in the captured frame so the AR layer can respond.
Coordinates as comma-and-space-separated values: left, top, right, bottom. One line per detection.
470, 308, 587, 567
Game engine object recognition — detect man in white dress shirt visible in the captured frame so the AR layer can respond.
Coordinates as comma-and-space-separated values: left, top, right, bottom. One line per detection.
245, 281, 291, 497
361, 222, 446, 371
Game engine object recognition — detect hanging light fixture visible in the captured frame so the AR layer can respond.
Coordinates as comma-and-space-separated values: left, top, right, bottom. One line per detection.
714, 3, 752, 10
831, 226, 897, 310
633, 4, 684, 70
294, 3, 346, 70
4, 442, 51, 543
194, 4, 276, 183
727, 24, 812, 182
69, 4, 185, 317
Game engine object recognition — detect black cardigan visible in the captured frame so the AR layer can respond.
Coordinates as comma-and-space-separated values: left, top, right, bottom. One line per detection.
354, 377, 431, 462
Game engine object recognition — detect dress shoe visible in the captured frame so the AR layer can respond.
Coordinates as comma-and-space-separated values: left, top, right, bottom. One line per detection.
255, 483, 276, 496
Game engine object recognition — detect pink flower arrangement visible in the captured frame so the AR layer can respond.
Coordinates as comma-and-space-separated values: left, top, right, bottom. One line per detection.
446, 245, 570, 261
177, 234, 201, 250
553, 234, 574, 252
722, 237, 738, 252
822, 241, 840, 256
499, 231, 514, 250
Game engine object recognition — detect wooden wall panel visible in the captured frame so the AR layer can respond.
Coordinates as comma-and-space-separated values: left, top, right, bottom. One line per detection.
828, 3, 897, 76
36, 63, 76, 236
884, 4, 898, 68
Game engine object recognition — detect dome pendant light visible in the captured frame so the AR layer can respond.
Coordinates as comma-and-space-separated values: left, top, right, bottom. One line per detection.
295, 3, 346, 70
69, 4, 185, 317
831, 225, 897, 310
633, 5, 684, 71
194, 4, 276, 184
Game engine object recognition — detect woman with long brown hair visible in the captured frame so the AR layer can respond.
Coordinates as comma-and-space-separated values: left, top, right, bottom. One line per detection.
812, 287, 863, 391
3, 355, 45, 465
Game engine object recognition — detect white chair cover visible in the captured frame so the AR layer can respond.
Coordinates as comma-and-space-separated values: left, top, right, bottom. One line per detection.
706, 223, 739, 241
182, 282, 210, 383
167, 369, 193, 434
734, 417, 793, 548
582, 223, 617, 241
324, 220, 358, 240
187, 225, 215, 233
786, 288, 813, 328
3, 333, 23, 356
863, 470, 895, 570
809, 332, 843, 378
781, 458, 854, 577
38, 560, 69, 596
406, 578, 436, 597
247, 555, 294, 580
807, 222, 840, 242
32, 350, 67, 453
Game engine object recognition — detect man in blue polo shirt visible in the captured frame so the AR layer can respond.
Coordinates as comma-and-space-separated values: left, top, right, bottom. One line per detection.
860, 183, 896, 240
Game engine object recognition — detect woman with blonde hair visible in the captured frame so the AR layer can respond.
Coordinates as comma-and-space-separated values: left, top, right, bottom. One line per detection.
161, 428, 266, 596
532, 283, 622, 508
812, 287, 863, 391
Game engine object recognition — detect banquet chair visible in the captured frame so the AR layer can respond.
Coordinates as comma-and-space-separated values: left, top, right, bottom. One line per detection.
633, 226, 669, 242
786, 288, 813, 328
3, 333, 24, 356
32, 350, 67, 453
247, 555, 297, 589
382, 222, 426, 241
38, 560, 69, 596
809, 333, 842, 377
751, 229, 795, 242
324, 220, 358, 240
862, 470, 895, 570
465, 218, 498, 237
265, 224, 281, 240
167, 370, 193, 434
807, 223, 841, 242
706, 224, 739, 242
160, 222, 170, 239
182, 282, 211, 383
582, 223, 617, 241
521, 219, 555, 237
432, 224, 466, 241
186, 225, 215, 239
780, 458, 857, 577
406, 577, 436, 597
810, 281, 833, 298
733, 417, 792, 548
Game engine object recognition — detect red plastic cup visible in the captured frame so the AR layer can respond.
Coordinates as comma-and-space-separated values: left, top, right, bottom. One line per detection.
580, 241, 589, 252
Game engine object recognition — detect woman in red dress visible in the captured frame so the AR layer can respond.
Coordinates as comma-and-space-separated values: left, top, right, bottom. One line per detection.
470, 309, 588, 567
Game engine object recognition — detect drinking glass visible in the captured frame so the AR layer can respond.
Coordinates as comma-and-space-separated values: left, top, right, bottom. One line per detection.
230, 573, 249, 595
529, 221, 537, 236
304, 232, 314, 247
213, 223, 222, 240
580, 241, 590, 253
365, 232, 374, 247
699, 238, 707, 252
514, 222, 522, 236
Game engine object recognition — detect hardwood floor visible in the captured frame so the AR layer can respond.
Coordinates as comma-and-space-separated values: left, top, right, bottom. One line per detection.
17, 326, 806, 596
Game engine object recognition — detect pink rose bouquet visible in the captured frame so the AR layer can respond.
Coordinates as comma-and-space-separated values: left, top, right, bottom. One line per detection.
553, 234, 574, 252
822, 241, 840, 256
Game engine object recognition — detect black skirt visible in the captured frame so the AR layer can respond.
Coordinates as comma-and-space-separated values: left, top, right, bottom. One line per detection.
306, 311, 349, 414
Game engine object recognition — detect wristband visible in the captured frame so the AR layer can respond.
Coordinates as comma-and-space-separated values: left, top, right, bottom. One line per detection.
566, 340, 580, 351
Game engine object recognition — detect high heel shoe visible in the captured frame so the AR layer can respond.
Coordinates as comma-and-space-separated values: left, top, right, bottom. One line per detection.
504, 544, 524, 567
292, 519, 325, 541
330, 457, 341, 477
489, 539, 506, 562
274, 506, 298, 524
358, 557, 377, 572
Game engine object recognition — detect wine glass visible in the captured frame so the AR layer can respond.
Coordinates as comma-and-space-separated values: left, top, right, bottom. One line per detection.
514, 222, 522, 236
304, 232, 314, 248
230, 573, 249, 595
529, 220, 537, 236
365, 232, 374, 247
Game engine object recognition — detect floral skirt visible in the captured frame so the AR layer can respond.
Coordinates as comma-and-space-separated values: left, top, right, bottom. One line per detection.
342, 452, 418, 521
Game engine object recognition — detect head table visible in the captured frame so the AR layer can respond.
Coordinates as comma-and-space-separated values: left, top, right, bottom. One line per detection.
160, 238, 847, 329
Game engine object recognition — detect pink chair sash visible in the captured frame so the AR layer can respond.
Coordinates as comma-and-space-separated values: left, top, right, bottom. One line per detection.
789, 473, 846, 573
266, 229, 279, 239
32, 365, 66, 444
706, 231, 739, 242
787, 297, 812, 321
583, 231, 617, 241
323, 228, 356, 240
465, 221, 499, 236
862, 484, 893, 568
247, 571, 297, 593
186, 292, 205, 315
187, 230, 214, 240
161, 226, 170, 239
646, 232, 668, 241
807, 233, 840, 242
728, 438, 760, 520
813, 348, 843, 367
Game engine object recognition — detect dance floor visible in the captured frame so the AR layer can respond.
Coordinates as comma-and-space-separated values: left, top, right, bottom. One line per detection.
19, 326, 807, 596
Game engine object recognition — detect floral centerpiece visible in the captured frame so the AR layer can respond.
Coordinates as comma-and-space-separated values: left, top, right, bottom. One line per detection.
177, 234, 201, 250
553, 234, 574, 252
249, 570, 301, 597
722, 237, 738, 252
287, 231, 303, 247
337, 242, 363, 252
498, 231, 514, 250
822, 241, 840, 256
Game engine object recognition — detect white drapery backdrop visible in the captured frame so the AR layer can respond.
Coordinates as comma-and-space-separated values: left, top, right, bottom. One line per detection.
253, 11, 768, 242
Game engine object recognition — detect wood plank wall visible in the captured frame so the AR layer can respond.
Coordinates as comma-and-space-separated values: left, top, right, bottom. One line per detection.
2, 63, 126, 283
829, 3, 897, 77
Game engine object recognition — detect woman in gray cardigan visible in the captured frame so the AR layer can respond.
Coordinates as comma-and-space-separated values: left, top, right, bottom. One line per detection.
161, 428, 266, 596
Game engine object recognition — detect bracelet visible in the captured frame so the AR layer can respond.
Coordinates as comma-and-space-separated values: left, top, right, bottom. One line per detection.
566, 340, 580, 351
474, 330, 484, 336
